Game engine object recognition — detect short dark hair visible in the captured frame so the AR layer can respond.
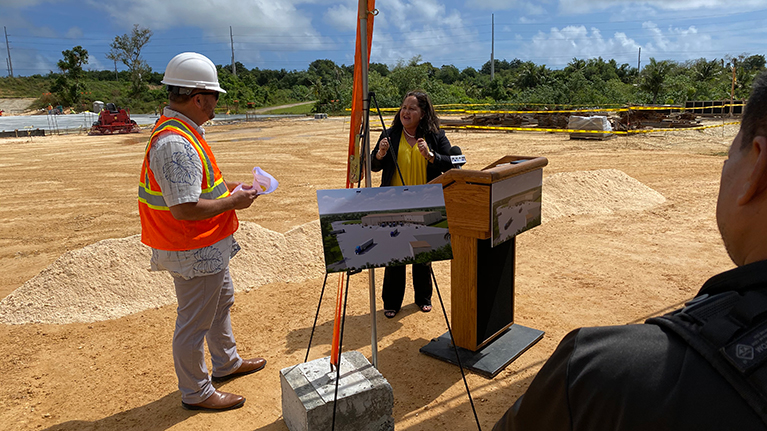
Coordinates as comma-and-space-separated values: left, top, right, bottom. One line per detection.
741, 71, 767, 150
392, 91, 440, 138
167, 85, 193, 104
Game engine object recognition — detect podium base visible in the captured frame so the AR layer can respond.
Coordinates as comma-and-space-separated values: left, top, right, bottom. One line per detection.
419, 324, 544, 379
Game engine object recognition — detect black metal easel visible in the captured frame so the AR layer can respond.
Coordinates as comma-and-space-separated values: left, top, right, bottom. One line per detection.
302, 94, 482, 430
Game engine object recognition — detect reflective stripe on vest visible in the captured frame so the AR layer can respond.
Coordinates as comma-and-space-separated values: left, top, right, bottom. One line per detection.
138, 115, 238, 251
138, 118, 229, 210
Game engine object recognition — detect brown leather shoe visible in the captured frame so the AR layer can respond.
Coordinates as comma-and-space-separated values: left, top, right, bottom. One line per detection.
181, 390, 245, 411
211, 357, 267, 383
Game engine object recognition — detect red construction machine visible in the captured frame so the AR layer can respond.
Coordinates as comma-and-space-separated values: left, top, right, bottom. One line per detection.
89, 103, 140, 135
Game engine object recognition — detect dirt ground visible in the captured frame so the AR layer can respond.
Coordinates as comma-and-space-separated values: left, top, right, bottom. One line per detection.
0, 98, 37, 115
0, 115, 739, 430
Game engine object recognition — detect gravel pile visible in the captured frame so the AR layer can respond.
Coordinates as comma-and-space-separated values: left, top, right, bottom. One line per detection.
0, 221, 324, 325
543, 169, 666, 221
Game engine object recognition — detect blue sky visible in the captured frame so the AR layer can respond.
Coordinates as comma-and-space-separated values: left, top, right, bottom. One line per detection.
317, 184, 445, 214
1, 0, 766, 77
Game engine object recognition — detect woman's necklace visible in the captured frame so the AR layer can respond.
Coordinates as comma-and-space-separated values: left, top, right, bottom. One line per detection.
403, 128, 416, 139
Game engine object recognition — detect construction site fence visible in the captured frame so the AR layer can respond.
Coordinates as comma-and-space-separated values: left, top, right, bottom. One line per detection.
369, 103, 746, 115
439, 121, 741, 135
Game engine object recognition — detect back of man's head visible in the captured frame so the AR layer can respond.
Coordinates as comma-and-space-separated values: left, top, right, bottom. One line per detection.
741, 72, 767, 150
717, 70, 767, 266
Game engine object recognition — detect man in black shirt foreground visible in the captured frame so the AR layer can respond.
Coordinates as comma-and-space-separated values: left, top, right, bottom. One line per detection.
494, 72, 767, 430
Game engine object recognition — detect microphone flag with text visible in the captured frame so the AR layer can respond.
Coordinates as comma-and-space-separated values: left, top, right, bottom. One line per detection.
449, 146, 466, 169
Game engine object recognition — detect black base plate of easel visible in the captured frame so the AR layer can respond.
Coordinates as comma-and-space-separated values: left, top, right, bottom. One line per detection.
419, 324, 544, 379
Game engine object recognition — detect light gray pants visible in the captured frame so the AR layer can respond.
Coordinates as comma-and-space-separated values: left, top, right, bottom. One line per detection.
172, 267, 243, 403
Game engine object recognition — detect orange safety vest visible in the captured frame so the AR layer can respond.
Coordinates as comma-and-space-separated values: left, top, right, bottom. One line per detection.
138, 115, 238, 251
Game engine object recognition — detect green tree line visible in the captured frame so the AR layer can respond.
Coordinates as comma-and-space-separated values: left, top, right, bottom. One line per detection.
1, 33, 764, 115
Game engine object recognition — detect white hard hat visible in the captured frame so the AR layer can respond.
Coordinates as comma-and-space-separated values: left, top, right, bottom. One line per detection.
161, 52, 226, 94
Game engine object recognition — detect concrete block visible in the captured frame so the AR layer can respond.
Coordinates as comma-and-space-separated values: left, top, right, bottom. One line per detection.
281, 351, 394, 431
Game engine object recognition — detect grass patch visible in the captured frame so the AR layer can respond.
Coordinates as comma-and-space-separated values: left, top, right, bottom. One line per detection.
430, 219, 449, 229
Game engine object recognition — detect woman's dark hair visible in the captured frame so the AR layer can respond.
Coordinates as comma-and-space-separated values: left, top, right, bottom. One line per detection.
391, 91, 440, 138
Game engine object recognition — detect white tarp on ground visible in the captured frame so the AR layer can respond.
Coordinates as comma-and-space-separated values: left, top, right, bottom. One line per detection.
0, 112, 296, 132
568, 115, 614, 139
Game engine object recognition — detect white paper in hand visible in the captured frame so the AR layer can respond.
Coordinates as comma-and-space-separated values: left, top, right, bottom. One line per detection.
232, 167, 278, 195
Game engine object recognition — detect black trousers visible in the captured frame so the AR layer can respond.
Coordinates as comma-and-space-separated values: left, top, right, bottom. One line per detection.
382, 263, 432, 311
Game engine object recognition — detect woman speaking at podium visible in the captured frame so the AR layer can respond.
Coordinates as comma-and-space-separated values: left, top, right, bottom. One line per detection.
371, 91, 454, 319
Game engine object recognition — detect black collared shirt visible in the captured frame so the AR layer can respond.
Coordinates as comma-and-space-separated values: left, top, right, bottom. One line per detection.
494, 261, 767, 431
698, 259, 767, 297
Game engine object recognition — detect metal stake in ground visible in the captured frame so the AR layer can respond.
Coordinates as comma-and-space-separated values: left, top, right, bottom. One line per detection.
430, 266, 482, 431
331, 269, 354, 431
304, 272, 329, 363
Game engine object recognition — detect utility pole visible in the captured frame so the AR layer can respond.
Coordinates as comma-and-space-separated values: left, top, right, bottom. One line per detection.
114, 59, 118, 81
230, 26, 236, 77
490, 14, 495, 81
357, 0, 377, 369
637, 47, 641, 71
731, 60, 737, 118
4, 26, 13, 77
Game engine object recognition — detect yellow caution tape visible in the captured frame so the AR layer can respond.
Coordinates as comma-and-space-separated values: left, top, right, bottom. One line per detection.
440, 121, 740, 135
465, 108, 623, 114
457, 104, 746, 115
353, 104, 746, 116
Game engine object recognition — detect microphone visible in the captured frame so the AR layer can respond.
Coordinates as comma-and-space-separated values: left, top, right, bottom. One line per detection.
449, 146, 466, 169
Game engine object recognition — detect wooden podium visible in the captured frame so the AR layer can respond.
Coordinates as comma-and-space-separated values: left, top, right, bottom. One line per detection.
420, 155, 548, 378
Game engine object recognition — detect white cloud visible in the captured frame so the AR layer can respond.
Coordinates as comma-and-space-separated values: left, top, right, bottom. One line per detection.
86, 57, 107, 71
522, 20, 723, 68
1, 0, 52, 6
525, 25, 641, 66
517, 16, 541, 24
369, 0, 484, 67
0, 8, 56, 38
65, 27, 83, 39
641, 21, 715, 61
559, 0, 767, 14
470, 0, 551, 14
83, 0, 330, 65
324, 3, 358, 32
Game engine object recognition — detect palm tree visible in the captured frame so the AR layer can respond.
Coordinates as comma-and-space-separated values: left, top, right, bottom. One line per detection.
516, 62, 551, 89
639, 58, 674, 104
565, 58, 586, 76
692, 58, 720, 82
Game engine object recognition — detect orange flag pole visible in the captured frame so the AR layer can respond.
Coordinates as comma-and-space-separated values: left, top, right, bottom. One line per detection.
345, 0, 375, 189
331, 0, 376, 370
330, 272, 345, 367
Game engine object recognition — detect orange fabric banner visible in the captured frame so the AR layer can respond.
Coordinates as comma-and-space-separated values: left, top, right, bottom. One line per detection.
330, 272, 345, 367
345, 0, 375, 189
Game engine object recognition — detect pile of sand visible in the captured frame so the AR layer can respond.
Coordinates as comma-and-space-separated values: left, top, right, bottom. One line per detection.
0, 221, 324, 325
0, 170, 663, 325
542, 169, 666, 221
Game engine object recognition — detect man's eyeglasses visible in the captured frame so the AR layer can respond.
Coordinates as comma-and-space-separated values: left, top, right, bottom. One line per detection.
192, 91, 220, 101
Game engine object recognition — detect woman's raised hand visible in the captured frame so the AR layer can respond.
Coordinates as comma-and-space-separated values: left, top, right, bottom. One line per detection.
377, 138, 390, 160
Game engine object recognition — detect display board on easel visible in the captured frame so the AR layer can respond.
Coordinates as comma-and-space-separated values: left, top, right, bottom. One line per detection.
317, 184, 453, 273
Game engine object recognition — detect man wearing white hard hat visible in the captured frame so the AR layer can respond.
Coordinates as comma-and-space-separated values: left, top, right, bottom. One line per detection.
138, 52, 265, 411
